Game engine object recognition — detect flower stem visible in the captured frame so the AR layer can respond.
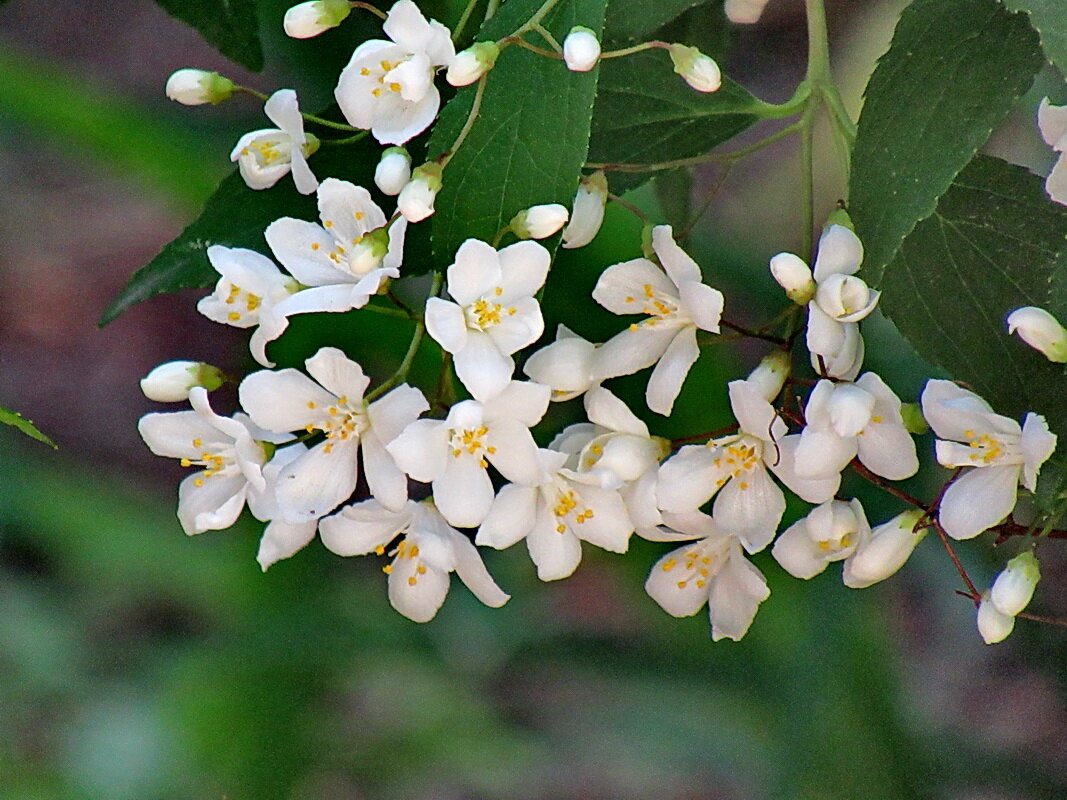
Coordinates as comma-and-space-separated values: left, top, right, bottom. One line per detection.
452, 0, 481, 41
318, 132, 369, 146
350, 1, 387, 21
600, 40, 669, 59
507, 0, 562, 39
439, 74, 488, 167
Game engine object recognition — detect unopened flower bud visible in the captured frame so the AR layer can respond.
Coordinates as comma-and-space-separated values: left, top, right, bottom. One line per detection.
165, 69, 235, 105
374, 147, 411, 195
563, 27, 601, 72
746, 350, 790, 402
977, 593, 1016, 644
447, 41, 500, 86
899, 402, 928, 435
769, 252, 816, 304
990, 551, 1040, 617
141, 361, 225, 402
843, 509, 926, 589
397, 162, 443, 223
283, 0, 351, 38
510, 203, 569, 239
562, 171, 608, 249
1006, 306, 1067, 363
348, 227, 391, 273
815, 273, 879, 322
667, 44, 722, 93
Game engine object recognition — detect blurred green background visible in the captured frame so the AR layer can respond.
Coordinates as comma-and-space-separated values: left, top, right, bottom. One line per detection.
1, 1, 1065, 797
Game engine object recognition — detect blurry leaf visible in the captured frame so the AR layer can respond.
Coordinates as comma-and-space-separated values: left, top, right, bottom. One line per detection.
152, 0, 263, 71
427, 0, 608, 261
1001, 0, 1067, 74
101, 136, 382, 325
850, 0, 1043, 284
880, 155, 1067, 433
0, 406, 55, 449
0, 48, 220, 208
603, 0, 709, 44
588, 50, 761, 193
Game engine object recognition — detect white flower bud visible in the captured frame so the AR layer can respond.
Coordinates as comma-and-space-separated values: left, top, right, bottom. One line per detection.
745, 350, 790, 402
141, 361, 225, 402
563, 27, 601, 72
990, 551, 1040, 617
725, 0, 772, 24
283, 0, 351, 38
843, 509, 926, 589
397, 163, 443, 223
977, 593, 1016, 644
447, 41, 500, 86
814, 273, 879, 322
374, 147, 412, 195
562, 171, 608, 249
165, 69, 235, 105
769, 252, 816, 304
667, 44, 722, 93
1006, 306, 1067, 363
510, 203, 569, 239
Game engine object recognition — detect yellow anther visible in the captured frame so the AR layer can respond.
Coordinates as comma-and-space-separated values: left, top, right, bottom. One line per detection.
557, 524, 566, 533
194, 478, 204, 487
180, 458, 191, 467
677, 580, 688, 589
228, 311, 241, 321
375, 545, 385, 555
360, 67, 371, 76
382, 564, 392, 574
372, 88, 382, 97
389, 82, 401, 92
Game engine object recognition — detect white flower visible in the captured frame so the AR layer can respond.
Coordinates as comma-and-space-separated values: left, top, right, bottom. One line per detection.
592, 225, 725, 415
386, 381, 550, 528
1006, 306, 1067, 363
657, 379, 838, 553
563, 27, 601, 72
667, 44, 721, 92
1038, 97, 1067, 205
247, 443, 319, 570
794, 373, 918, 482
320, 499, 509, 622
425, 238, 550, 401
231, 89, 320, 194
397, 162, 442, 222
562, 171, 608, 249
283, 0, 351, 38
768, 252, 816, 305
842, 509, 927, 588
522, 324, 599, 401
921, 379, 1057, 540
772, 499, 870, 579
725, 0, 772, 24
138, 387, 284, 535
510, 204, 570, 240
990, 550, 1041, 617
196, 245, 300, 367
239, 347, 428, 521
446, 41, 500, 86
262, 178, 406, 362
374, 147, 412, 195
165, 68, 234, 105
977, 593, 1016, 644
140, 360, 224, 402
477, 448, 633, 581
334, 0, 454, 145
644, 511, 769, 641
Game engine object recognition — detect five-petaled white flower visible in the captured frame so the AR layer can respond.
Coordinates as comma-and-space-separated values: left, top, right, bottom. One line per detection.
387, 381, 550, 528
320, 499, 509, 622
644, 511, 769, 641
425, 238, 550, 401
138, 387, 285, 535
921, 380, 1056, 540
477, 448, 634, 581
334, 0, 454, 145
593, 225, 724, 415
658, 379, 838, 553
239, 347, 428, 522
231, 89, 319, 194
197, 245, 300, 367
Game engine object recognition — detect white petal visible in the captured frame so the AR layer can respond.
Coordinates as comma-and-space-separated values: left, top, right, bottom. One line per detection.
768, 434, 840, 504
424, 297, 469, 354
317, 178, 386, 247
572, 484, 633, 552
371, 88, 442, 146
485, 419, 543, 485
729, 379, 786, 442
453, 331, 515, 402
361, 431, 409, 512
656, 445, 731, 513
856, 420, 918, 481
433, 456, 495, 528
448, 239, 502, 305
1021, 412, 1056, 491
793, 428, 856, 480
977, 595, 1016, 644
827, 383, 875, 437
812, 224, 863, 281
477, 483, 539, 548
305, 346, 370, 400
645, 544, 710, 617
275, 439, 361, 521
387, 418, 450, 482
177, 472, 247, 534
583, 386, 649, 437
498, 240, 551, 300
319, 499, 409, 555
646, 327, 699, 416
806, 303, 845, 359
257, 520, 318, 570
713, 465, 784, 553
938, 465, 1020, 540
239, 368, 335, 432
592, 258, 677, 315
593, 324, 676, 380
1046, 153, 1067, 205
447, 528, 510, 607
264, 218, 344, 286
527, 502, 583, 581
678, 281, 724, 333
1038, 97, 1067, 150
138, 411, 230, 460
482, 380, 551, 427
920, 379, 1016, 442
708, 549, 769, 641
772, 518, 829, 579
389, 555, 451, 622
367, 383, 428, 445
651, 225, 700, 285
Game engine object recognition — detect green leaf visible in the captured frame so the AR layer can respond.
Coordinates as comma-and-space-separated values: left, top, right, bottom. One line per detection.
1001, 0, 1067, 75
850, 0, 1043, 284
152, 0, 263, 71
880, 155, 1067, 433
427, 0, 609, 262
603, 0, 709, 44
0, 406, 56, 449
587, 50, 761, 193
101, 136, 382, 325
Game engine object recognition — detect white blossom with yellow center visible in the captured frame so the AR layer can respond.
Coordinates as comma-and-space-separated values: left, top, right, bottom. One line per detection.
239, 347, 428, 522
592, 225, 724, 415
772, 498, 871, 580
231, 89, 319, 194
334, 0, 454, 145
658, 379, 838, 553
320, 499, 509, 622
425, 239, 550, 402
921, 379, 1056, 540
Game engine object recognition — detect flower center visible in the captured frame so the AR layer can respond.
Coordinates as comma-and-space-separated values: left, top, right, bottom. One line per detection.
549, 483, 595, 534
241, 136, 292, 167
710, 434, 763, 490
660, 540, 725, 590
380, 536, 430, 586
179, 436, 237, 487
303, 395, 368, 453
624, 282, 684, 330
963, 429, 1017, 464
449, 425, 496, 468
223, 283, 263, 323
465, 289, 516, 330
